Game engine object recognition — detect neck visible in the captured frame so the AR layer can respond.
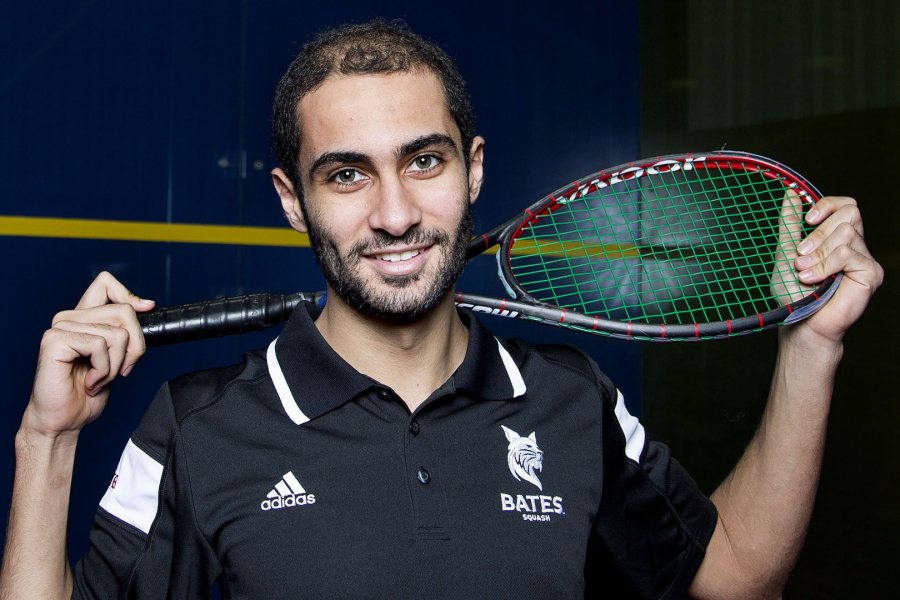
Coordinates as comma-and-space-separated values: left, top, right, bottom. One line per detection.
314, 290, 469, 412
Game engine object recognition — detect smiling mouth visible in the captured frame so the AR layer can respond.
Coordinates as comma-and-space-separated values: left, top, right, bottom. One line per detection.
373, 249, 422, 262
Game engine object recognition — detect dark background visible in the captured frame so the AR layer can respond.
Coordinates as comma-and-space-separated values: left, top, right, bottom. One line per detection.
1, 1, 896, 597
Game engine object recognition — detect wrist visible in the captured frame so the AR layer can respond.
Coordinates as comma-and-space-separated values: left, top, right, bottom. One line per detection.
17, 409, 80, 453
778, 326, 844, 367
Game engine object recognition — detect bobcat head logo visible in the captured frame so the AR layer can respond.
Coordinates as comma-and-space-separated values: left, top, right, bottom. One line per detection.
501, 425, 544, 490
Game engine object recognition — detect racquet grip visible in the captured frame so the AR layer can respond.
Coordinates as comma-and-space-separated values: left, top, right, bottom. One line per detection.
138, 292, 325, 346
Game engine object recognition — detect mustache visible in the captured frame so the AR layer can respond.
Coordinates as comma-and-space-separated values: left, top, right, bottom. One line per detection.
348, 227, 451, 257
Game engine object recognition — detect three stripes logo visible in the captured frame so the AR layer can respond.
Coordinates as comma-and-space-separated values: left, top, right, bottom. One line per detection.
260, 471, 316, 511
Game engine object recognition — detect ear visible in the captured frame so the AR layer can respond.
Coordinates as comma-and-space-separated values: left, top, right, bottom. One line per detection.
271, 168, 307, 233
501, 425, 519, 442
467, 136, 485, 205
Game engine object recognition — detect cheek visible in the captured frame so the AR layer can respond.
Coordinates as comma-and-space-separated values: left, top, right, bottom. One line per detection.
308, 203, 369, 248
420, 180, 469, 225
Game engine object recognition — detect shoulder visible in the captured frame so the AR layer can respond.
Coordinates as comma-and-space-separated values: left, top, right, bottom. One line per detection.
500, 337, 617, 401
165, 348, 270, 422
133, 348, 271, 449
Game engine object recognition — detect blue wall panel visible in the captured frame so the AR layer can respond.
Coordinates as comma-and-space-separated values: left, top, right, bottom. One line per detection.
0, 0, 640, 567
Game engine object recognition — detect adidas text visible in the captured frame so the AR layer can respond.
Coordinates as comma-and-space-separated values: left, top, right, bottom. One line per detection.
261, 493, 315, 511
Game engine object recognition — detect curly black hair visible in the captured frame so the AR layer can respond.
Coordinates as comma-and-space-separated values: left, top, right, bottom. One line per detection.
271, 20, 476, 199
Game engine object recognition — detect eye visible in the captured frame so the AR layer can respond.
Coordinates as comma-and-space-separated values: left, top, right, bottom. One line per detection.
330, 168, 364, 186
409, 154, 441, 172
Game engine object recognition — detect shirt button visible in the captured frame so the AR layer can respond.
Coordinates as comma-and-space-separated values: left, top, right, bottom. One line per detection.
409, 420, 420, 435
377, 389, 392, 401
416, 468, 431, 484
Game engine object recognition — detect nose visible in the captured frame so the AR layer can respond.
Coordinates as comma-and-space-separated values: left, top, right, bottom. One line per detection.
368, 175, 422, 237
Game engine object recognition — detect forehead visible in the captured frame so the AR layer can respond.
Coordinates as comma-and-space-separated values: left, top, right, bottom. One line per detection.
296, 70, 459, 164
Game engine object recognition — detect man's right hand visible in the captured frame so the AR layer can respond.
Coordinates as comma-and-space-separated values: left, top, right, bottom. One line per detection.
22, 271, 155, 439
1, 272, 156, 600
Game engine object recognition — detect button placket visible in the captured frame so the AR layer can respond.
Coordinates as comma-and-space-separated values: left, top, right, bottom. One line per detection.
404, 412, 449, 540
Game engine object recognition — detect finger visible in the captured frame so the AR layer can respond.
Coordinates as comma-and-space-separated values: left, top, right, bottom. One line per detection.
804, 196, 860, 229
797, 243, 883, 289
796, 202, 864, 257
795, 221, 856, 273
51, 321, 129, 385
778, 189, 806, 243
76, 271, 155, 312
51, 304, 147, 375
39, 328, 112, 396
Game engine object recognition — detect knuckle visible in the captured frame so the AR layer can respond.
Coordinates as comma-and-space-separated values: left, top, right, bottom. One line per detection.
51, 310, 72, 326
874, 263, 885, 286
110, 325, 130, 344
835, 244, 853, 261
40, 328, 62, 347
114, 303, 137, 319
836, 203, 861, 219
835, 221, 855, 239
86, 332, 107, 350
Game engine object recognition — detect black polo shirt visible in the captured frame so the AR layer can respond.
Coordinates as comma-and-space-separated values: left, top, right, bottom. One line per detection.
73, 303, 716, 599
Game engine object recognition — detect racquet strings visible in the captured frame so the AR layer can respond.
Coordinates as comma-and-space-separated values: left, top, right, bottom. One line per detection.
508, 164, 815, 326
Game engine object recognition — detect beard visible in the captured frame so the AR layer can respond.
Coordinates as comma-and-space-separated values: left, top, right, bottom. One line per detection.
303, 200, 473, 323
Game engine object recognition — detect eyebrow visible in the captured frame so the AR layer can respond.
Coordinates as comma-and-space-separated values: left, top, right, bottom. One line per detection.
308, 151, 369, 181
307, 133, 459, 181
397, 133, 457, 158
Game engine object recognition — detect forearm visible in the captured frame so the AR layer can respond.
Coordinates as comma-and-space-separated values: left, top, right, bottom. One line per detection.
0, 425, 79, 600
706, 330, 843, 596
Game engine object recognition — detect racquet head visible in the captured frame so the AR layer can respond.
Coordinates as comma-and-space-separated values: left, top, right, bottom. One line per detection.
475, 151, 840, 341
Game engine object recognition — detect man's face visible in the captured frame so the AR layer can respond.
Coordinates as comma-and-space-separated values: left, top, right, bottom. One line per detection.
275, 70, 484, 321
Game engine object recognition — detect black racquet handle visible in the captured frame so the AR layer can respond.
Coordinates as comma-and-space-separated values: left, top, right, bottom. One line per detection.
138, 292, 326, 346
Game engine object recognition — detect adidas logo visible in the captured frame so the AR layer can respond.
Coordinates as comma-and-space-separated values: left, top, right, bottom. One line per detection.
260, 471, 316, 511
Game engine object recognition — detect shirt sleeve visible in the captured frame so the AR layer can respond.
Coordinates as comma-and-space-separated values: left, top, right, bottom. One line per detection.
585, 367, 718, 599
72, 383, 221, 599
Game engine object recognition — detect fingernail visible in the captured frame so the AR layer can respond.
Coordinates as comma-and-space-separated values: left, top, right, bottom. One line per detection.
796, 255, 813, 269
797, 240, 813, 255
121, 364, 134, 377
138, 298, 155, 306
805, 208, 819, 223
799, 270, 815, 282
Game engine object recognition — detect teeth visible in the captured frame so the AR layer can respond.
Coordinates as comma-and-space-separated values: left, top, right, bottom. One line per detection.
377, 250, 420, 262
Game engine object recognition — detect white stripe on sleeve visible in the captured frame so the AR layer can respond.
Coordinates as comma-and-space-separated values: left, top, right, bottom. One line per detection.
613, 389, 646, 463
99, 439, 164, 534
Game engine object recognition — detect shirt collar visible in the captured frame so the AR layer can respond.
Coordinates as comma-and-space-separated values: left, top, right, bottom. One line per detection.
266, 302, 527, 425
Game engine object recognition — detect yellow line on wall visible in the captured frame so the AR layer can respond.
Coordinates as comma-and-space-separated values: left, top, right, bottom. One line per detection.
0, 215, 311, 247
0, 215, 512, 256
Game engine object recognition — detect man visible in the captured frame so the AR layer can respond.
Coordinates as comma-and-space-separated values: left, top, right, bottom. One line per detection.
0, 21, 883, 599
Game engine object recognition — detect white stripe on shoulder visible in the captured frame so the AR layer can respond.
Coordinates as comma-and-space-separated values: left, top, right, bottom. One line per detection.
99, 439, 164, 534
267, 338, 309, 425
613, 389, 646, 463
495, 338, 527, 397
